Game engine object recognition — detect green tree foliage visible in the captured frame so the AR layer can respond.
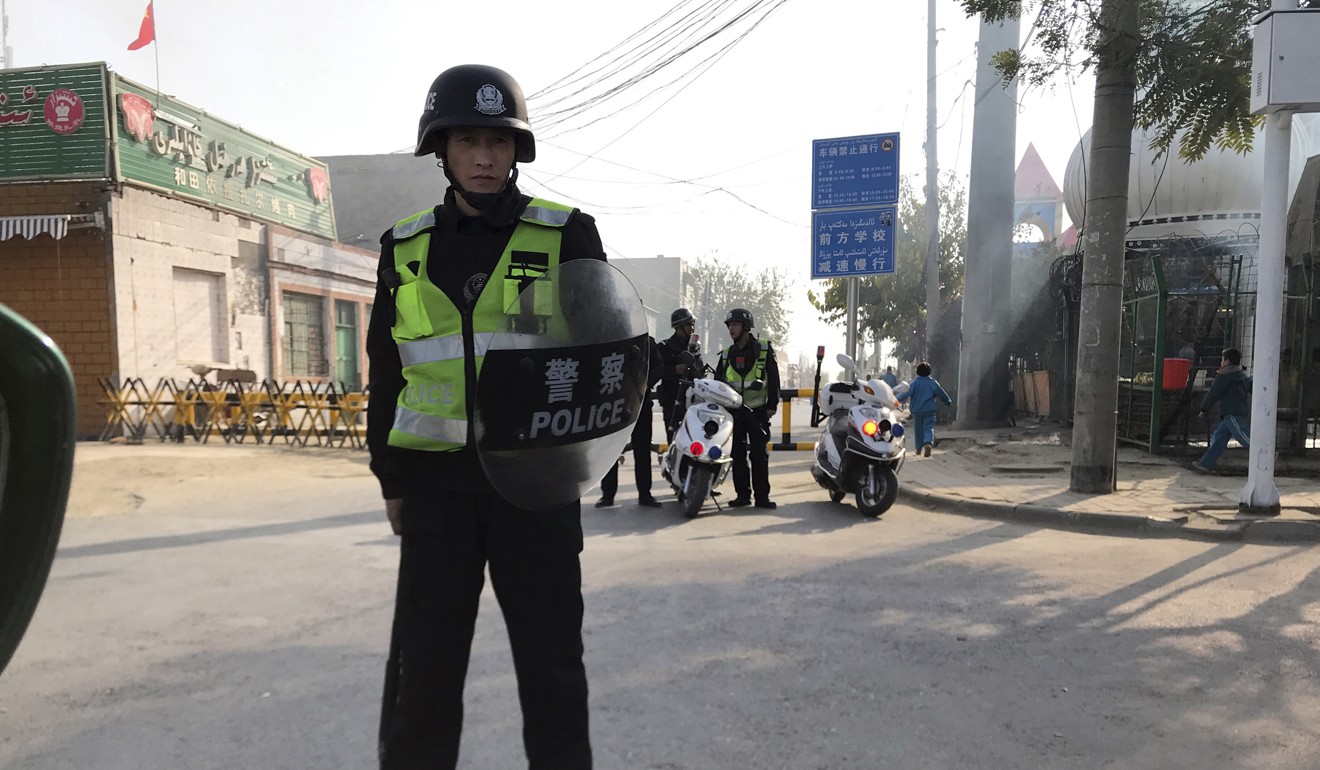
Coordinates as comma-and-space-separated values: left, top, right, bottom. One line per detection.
688, 256, 793, 347
960, 0, 1263, 160
807, 173, 968, 362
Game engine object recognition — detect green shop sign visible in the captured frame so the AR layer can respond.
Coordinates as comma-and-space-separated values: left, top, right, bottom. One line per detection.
0, 63, 110, 181
113, 76, 336, 240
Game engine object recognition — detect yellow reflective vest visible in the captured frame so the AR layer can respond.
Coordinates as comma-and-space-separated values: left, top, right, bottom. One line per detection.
387, 198, 573, 451
722, 339, 771, 409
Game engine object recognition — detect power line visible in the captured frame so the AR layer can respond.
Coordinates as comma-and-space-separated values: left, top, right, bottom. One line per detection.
531, 0, 786, 135
540, 0, 791, 182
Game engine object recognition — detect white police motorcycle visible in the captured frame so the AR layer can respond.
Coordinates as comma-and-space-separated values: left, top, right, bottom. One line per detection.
810, 353, 906, 517
660, 377, 742, 519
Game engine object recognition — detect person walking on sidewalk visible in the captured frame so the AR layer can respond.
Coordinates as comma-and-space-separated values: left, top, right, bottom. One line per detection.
598, 335, 664, 508
715, 308, 780, 509
898, 362, 952, 458
1193, 347, 1252, 473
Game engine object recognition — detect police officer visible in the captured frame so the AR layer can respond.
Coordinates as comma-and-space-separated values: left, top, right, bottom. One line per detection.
657, 307, 700, 441
714, 308, 781, 509
597, 335, 664, 507
367, 64, 600, 769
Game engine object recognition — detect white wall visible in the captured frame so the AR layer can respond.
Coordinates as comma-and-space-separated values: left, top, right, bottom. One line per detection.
109, 186, 269, 383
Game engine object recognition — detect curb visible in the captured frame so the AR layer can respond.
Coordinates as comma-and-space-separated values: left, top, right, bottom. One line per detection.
900, 486, 1319, 544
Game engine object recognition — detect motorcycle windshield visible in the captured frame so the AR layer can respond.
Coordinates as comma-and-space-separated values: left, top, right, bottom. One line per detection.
474, 259, 649, 511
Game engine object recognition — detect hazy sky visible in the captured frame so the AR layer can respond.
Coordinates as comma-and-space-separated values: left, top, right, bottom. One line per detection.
12, 0, 1095, 361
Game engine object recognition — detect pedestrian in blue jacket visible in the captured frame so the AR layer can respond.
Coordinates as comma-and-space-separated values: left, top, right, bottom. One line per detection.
898, 362, 952, 457
1193, 348, 1252, 473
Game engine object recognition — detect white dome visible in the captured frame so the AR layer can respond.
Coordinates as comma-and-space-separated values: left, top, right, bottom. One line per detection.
1062, 115, 1320, 240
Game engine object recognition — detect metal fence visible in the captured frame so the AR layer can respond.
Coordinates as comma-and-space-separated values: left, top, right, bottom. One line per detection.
1118, 235, 1258, 452
98, 377, 367, 448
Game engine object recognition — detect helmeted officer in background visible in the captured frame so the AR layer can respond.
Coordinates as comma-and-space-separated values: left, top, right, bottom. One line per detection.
597, 335, 664, 507
367, 64, 600, 769
714, 308, 781, 509
657, 307, 701, 441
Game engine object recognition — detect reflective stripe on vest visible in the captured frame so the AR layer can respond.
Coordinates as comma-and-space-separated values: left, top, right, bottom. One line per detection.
392, 210, 436, 240
387, 197, 572, 452
724, 339, 771, 409
392, 405, 468, 445
522, 205, 572, 227
397, 332, 497, 367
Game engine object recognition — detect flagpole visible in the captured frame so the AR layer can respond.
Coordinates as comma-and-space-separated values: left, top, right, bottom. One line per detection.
151, 1, 160, 107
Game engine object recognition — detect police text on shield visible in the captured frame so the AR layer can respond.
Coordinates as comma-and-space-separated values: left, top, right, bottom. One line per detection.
528, 398, 627, 439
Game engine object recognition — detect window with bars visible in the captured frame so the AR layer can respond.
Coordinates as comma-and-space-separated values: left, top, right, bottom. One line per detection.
282, 291, 329, 377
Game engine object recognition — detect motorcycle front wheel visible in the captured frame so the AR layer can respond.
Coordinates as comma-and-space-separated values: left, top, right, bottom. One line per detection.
683, 464, 713, 519
856, 465, 898, 518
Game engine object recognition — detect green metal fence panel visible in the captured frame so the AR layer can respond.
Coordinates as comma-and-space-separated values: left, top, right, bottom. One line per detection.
1119, 236, 1258, 452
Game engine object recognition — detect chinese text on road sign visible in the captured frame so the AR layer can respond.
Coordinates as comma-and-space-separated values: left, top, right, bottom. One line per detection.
811, 207, 896, 279
812, 133, 899, 210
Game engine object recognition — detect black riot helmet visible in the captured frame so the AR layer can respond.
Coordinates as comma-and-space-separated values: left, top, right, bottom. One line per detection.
725, 308, 754, 329
670, 308, 696, 328
415, 65, 535, 163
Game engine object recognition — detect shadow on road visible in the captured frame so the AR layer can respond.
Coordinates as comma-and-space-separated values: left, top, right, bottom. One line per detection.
57, 510, 382, 560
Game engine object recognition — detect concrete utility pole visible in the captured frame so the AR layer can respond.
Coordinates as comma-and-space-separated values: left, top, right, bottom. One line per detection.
1069, 0, 1139, 493
956, 13, 1020, 426
924, 0, 941, 359
1241, 0, 1298, 515
846, 278, 859, 363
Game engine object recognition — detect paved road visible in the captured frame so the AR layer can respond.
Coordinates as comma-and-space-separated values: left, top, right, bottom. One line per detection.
3, 446, 1320, 769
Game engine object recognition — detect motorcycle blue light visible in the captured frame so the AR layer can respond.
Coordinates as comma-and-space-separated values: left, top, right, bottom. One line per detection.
891, 423, 905, 438
708, 445, 722, 460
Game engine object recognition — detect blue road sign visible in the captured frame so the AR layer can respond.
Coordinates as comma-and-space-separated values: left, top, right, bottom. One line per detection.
812, 133, 900, 210
811, 207, 896, 279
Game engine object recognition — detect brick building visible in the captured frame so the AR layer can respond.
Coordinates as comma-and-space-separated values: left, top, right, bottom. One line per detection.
0, 63, 373, 437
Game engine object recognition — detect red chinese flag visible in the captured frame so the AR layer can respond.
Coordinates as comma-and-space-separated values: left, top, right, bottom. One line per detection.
127, 2, 155, 51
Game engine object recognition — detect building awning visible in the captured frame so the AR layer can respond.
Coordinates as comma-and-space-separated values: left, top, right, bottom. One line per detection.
0, 214, 101, 242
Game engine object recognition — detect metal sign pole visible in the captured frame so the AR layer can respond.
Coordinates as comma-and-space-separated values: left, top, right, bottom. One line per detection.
846, 277, 859, 363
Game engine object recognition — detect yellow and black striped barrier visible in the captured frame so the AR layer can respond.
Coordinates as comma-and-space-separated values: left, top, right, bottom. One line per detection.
655, 387, 819, 453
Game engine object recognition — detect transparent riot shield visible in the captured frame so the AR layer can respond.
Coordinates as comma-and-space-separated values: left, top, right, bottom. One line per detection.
475, 259, 649, 511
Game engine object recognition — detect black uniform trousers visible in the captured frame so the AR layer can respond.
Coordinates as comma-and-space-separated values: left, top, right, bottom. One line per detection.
730, 407, 772, 502
600, 399, 653, 500
379, 480, 591, 770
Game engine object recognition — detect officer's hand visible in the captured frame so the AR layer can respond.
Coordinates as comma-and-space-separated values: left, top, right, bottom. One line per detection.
385, 498, 404, 536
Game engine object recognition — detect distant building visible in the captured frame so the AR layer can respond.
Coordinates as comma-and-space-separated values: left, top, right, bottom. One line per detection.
0, 63, 370, 436
321, 153, 444, 249
1014, 142, 1066, 249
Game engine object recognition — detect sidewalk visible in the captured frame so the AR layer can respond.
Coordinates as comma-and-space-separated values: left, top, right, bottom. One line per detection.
898, 423, 1320, 543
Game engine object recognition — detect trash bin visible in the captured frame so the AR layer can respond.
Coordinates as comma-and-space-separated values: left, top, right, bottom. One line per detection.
1162, 358, 1192, 390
